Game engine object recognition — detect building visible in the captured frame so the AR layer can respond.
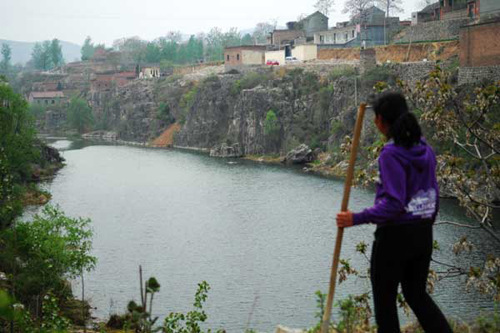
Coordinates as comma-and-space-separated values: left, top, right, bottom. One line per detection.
299, 11, 329, 38
268, 29, 306, 47
224, 46, 266, 68
291, 45, 318, 61
139, 65, 161, 79
314, 6, 399, 48
412, 0, 481, 25
265, 50, 286, 65
412, 2, 441, 25
90, 72, 136, 91
28, 91, 65, 105
480, 0, 500, 21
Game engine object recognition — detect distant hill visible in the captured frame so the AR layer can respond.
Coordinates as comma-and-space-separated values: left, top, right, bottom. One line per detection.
0, 39, 82, 65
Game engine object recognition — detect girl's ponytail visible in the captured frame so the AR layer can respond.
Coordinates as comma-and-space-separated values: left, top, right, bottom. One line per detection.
373, 92, 422, 148
390, 112, 422, 149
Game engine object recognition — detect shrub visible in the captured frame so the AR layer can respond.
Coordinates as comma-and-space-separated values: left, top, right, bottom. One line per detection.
329, 65, 357, 80
0, 206, 96, 310
231, 72, 271, 95
362, 65, 395, 85
179, 86, 198, 124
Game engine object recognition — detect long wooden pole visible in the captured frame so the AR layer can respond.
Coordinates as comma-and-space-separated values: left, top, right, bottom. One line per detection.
321, 103, 367, 333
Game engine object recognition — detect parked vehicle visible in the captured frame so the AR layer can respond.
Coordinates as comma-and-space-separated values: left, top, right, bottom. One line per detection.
266, 60, 279, 66
285, 56, 300, 63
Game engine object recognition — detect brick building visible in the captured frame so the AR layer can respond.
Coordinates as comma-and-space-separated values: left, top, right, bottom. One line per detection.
460, 18, 500, 67
28, 91, 65, 105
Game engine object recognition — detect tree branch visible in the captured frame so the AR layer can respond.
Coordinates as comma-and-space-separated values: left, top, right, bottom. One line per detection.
435, 221, 481, 229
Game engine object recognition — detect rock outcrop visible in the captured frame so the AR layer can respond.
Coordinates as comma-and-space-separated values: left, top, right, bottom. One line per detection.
282, 144, 315, 164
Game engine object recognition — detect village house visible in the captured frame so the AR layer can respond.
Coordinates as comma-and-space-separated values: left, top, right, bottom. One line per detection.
267, 10, 329, 51
31, 81, 63, 92
90, 71, 136, 91
300, 11, 329, 38
28, 91, 65, 105
139, 65, 161, 79
224, 46, 267, 68
314, 6, 399, 48
412, 0, 483, 25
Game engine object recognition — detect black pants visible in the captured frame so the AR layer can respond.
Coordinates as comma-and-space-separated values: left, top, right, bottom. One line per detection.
370, 222, 452, 333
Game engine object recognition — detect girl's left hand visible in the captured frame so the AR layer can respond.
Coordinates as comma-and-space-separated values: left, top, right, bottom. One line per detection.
336, 211, 354, 228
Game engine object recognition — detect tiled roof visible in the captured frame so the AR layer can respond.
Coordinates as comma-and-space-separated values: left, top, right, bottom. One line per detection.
30, 91, 64, 98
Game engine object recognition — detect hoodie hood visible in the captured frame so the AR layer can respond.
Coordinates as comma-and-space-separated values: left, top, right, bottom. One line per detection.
383, 138, 433, 172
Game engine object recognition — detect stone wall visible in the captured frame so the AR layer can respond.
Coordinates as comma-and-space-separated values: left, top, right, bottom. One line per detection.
318, 41, 459, 63
386, 61, 438, 83
360, 49, 376, 74
394, 19, 468, 43
458, 66, 500, 85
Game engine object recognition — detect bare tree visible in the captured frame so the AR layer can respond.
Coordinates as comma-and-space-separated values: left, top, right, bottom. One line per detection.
343, 0, 373, 24
377, 0, 403, 17
419, 0, 433, 8
252, 22, 276, 44
315, 0, 335, 17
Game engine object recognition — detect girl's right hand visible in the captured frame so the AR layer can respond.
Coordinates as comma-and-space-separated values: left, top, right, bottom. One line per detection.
336, 211, 354, 228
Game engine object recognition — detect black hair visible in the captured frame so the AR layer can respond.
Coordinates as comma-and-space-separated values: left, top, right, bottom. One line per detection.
373, 91, 422, 149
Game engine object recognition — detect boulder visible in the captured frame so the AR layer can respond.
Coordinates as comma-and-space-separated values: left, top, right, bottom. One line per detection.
282, 144, 314, 165
210, 143, 243, 158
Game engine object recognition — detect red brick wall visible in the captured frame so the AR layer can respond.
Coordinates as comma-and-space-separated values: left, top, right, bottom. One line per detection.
460, 20, 500, 67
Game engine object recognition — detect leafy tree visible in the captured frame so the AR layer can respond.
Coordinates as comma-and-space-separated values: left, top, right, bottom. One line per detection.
81, 36, 95, 61
145, 42, 161, 63
67, 97, 94, 133
315, 0, 335, 17
1, 43, 11, 73
49, 39, 64, 67
241, 33, 253, 45
0, 78, 38, 184
31, 41, 53, 71
0, 205, 96, 323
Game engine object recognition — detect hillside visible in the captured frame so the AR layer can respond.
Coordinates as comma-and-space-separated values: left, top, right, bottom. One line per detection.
0, 39, 81, 65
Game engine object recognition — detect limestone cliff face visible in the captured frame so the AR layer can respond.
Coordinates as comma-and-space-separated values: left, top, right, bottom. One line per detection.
174, 71, 373, 156
88, 68, 378, 157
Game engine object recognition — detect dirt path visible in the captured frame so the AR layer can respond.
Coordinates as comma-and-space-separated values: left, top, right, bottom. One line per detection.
151, 123, 181, 148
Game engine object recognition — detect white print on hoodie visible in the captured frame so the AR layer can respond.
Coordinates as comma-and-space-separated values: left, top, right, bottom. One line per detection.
405, 189, 437, 219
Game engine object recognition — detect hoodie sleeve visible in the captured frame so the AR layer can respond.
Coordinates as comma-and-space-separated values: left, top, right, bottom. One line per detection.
353, 150, 407, 225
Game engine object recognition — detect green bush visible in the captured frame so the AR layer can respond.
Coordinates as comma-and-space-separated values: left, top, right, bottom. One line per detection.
231, 72, 271, 95
362, 65, 395, 84
67, 96, 94, 134
329, 65, 357, 80
0, 206, 96, 308
179, 86, 198, 124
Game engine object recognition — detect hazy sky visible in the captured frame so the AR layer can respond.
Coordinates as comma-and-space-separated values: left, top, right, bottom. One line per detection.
1, 0, 424, 46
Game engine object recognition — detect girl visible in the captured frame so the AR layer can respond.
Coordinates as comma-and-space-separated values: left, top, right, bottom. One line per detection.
336, 92, 452, 333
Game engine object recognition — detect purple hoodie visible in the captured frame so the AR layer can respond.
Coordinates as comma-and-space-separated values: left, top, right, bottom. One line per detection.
353, 138, 439, 226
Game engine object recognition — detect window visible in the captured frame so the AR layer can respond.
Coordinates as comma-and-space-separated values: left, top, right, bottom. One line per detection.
352, 30, 355, 38
227, 54, 230, 61
345, 33, 348, 40
51, 99, 55, 104
334, 33, 336, 43
45, 100, 48, 105
237, 54, 240, 61
448, 0, 452, 7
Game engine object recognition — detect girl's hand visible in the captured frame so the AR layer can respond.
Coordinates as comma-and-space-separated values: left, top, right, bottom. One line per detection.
336, 211, 354, 228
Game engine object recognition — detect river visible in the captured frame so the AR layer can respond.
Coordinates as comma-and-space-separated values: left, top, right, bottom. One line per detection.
39, 140, 498, 332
